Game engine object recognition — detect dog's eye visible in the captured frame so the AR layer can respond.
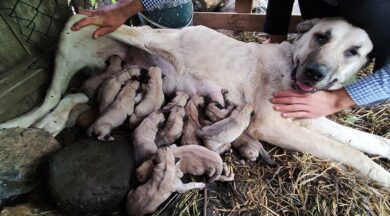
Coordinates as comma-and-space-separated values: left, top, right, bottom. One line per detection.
345, 47, 360, 57
314, 33, 329, 45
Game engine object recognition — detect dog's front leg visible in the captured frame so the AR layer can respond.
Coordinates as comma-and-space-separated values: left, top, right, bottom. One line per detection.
0, 15, 126, 129
301, 118, 390, 159
251, 119, 390, 188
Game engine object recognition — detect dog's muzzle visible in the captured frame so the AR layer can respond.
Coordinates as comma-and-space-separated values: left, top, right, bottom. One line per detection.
291, 61, 336, 93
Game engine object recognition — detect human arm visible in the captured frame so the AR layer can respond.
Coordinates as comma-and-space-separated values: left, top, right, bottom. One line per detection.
271, 64, 390, 118
71, 0, 166, 38
263, 0, 294, 43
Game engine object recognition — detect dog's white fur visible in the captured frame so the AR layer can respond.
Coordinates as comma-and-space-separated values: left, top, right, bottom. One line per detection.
33, 93, 89, 136
2, 15, 390, 187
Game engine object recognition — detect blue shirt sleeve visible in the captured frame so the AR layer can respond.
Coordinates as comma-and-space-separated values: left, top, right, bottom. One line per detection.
345, 64, 390, 106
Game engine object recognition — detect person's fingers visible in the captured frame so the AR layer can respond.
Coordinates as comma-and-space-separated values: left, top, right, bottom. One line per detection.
78, 8, 97, 17
273, 104, 308, 112
273, 90, 305, 98
93, 26, 116, 39
71, 16, 104, 31
270, 96, 306, 105
281, 111, 311, 119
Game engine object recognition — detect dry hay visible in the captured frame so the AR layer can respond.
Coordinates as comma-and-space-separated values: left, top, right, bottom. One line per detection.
151, 33, 390, 216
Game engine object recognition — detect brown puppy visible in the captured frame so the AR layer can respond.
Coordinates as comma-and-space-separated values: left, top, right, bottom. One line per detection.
137, 145, 234, 183
132, 111, 165, 164
126, 147, 205, 216
129, 67, 165, 125
197, 103, 253, 154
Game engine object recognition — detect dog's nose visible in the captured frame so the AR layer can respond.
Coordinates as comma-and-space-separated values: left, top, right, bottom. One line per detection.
304, 63, 328, 82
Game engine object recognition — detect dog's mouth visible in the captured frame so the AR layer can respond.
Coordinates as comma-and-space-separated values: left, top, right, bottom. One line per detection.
291, 65, 317, 93
294, 81, 317, 93
291, 65, 338, 93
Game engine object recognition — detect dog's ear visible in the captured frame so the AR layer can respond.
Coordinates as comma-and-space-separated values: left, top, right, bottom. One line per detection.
297, 19, 320, 33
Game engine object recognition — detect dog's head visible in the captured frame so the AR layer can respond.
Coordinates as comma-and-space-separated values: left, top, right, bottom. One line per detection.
291, 18, 373, 93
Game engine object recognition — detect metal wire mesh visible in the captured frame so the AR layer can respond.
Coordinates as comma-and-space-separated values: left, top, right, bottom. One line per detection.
0, 0, 73, 51
0, 0, 116, 51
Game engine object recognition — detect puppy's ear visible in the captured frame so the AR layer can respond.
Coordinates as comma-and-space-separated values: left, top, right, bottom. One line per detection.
297, 18, 320, 33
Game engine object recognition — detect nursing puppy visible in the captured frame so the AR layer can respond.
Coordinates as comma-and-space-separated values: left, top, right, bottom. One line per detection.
97, 66, 141, 113
136, 145, 234, 183
88, 80, 139, 140
132, 111, 165, 164
3, 16, 390, 188
129, 67, 165, 125
126, 147, 205, 216
197, 103, 253, 154
181, 95, 205, 146
81, 55, 123, 97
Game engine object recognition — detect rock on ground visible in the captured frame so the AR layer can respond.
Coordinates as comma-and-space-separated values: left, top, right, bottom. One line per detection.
47, 138, 135, 214
0, 127, 60, 201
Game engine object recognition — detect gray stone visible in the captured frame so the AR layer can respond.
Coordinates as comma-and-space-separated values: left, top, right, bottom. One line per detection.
0, 127, 60, 200
47, 138, 135, 214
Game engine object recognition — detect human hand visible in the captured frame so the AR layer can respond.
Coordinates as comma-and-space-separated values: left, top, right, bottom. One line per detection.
263, 35, 288, 44
71, 0, 144, 39
270, 88, 355, 119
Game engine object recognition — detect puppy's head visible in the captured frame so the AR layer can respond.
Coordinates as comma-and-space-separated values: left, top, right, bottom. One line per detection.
291, 18, 373, 93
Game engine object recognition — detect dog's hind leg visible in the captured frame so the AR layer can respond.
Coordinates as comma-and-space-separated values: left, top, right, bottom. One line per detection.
250, 120, 390, 188
301, 117, 390, 159
0, 15, 126, 129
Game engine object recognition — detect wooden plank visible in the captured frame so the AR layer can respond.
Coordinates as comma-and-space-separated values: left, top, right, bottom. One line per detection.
193, 13, 302, 32
235, 0, 253, 13
0, 56, 51, 116
0, 84, 47, 122
0, 56, 43, 93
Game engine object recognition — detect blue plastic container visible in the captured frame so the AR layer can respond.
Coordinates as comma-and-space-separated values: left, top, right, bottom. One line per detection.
138, 1, 193, 28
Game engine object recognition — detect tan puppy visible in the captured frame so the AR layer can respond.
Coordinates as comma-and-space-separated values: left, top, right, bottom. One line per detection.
65, 103, 91, 128
180, 95, 205, 145
161, 91, 189, 112
232, 131, 275, 164
156, 91, 189, 145
97, 66, 141, 113
129, 67, 165, 125
197, 103, 253, 154
81, 55, 123, 97
88, 80, 139, 140
126, 147, 205, 216
132, 111, 165, 164
204, 90, 235, 122
156, 106, 186, 146
137, 145, 234, 183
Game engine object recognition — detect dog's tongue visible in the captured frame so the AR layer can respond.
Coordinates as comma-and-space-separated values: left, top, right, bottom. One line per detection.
296, 81, 314, 92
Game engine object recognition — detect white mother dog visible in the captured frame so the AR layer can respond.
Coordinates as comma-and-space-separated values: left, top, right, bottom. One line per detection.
2, 15, 390, 187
